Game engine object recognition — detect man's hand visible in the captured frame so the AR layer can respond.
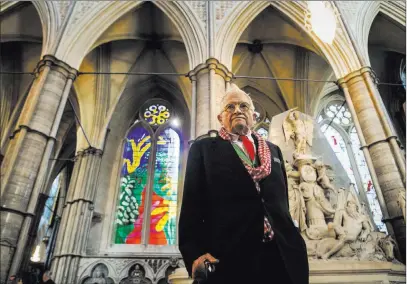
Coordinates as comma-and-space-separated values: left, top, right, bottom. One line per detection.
192, 253, 219, 279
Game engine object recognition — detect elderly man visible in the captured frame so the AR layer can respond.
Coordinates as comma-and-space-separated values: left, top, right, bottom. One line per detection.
179, 85, 309, 284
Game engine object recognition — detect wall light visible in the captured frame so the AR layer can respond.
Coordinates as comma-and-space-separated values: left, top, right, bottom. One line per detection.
305, 1, 338, 45
30, 245, 41, 262
171, 118, 180, 127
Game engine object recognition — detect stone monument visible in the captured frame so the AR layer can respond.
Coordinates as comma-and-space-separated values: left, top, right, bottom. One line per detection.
271, 109, 405, 283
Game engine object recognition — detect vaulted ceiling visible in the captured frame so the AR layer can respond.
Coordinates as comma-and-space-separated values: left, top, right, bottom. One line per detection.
232, 6, 334, 117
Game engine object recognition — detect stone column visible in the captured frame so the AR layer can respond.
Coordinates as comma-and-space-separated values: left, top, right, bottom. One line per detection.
188, 58, 233, 137
0, 55, 77, 283
50, 148, 103, 284
338, 68, 406, 260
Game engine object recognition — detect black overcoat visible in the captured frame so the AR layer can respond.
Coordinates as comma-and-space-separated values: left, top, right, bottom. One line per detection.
179, 135, 309, 284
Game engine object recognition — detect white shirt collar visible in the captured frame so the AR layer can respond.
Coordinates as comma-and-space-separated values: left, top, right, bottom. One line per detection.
226, 129, 253, 142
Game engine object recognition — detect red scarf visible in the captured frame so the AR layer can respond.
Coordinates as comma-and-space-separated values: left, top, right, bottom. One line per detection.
219, 127, 272, 182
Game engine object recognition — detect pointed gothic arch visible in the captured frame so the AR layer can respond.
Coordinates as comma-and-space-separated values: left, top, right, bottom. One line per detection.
355, 1, 406, 66
54, 1, 206, 70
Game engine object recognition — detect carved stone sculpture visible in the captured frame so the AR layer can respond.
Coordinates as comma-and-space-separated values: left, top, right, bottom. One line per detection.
83, 264, 113, 284
299, 165, 335, 240
286, 162, 307, 232
121, 264, 152, 284
318, 200, 373, 260
283, 109, 313, 156
279, 110, 400, 264
313, 160, 335, 193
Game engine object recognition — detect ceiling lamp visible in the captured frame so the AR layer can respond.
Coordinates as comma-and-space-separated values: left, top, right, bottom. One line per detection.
305, 1, 338, 44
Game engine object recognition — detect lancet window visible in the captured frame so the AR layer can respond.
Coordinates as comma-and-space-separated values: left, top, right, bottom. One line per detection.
318, 99, 387, 232
114, 99, 181, 246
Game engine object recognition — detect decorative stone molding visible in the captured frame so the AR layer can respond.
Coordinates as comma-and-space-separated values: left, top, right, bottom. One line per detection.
185, 1, 207, 29
35, 55, 78, 80
54, 1, 72, 25
214, 1, 241, 31
188, 58, 233, 81
77, 257, 184, 284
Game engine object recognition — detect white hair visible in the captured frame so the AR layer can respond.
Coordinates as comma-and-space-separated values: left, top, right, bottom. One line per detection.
219, 84, 255, 114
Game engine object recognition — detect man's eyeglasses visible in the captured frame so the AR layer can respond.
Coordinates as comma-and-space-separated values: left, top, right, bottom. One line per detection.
223, 102, 253, 113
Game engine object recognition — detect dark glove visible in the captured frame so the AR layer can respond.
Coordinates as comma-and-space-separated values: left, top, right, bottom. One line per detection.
193, 260, 217, 284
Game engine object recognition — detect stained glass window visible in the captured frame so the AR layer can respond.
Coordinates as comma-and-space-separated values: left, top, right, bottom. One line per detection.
149, 128, 179, 245
116, 126, 151, 244
31, 174, 60, 262
115, 100, 181, 246
142, 103, 171, 126
253, 101, 270, 138
400, 60, 406, 90
325, 102, 352, 126
350, 128, 387, 232
320, 124, 357, 190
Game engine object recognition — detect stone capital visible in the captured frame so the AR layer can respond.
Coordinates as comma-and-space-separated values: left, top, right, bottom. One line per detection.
75, 147, 103, 159
187, 58, 233, 81
337, 66, 375, 88
34, 55, 78, 80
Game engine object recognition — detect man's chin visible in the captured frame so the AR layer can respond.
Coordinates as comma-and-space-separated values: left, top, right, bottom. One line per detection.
231, 123, 249, 135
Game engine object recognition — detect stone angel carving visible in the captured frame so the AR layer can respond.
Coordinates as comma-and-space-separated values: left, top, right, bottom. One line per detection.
282, 108, 313, 156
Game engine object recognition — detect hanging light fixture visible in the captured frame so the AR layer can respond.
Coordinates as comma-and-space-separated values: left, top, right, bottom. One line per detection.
305, 1, 338, 44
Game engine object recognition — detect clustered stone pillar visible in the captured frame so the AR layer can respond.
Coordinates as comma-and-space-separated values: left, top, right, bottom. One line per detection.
188, 58, 233, 137
338, 67, 406, 260
50, 148, 103, 284
0, 55, 77, 283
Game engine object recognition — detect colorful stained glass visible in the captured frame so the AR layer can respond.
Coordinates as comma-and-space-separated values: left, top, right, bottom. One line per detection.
149, 128, 180, 245
350, 128, 387, 233
143, 103, 171, 126
115, 126, 151, 244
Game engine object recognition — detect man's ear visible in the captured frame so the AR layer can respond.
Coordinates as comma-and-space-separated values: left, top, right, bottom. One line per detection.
217, 114, 222, 124
252, 113, 257, 121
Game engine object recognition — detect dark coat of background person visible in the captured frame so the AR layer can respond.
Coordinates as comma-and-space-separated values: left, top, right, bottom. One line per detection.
179, 135, 309, 284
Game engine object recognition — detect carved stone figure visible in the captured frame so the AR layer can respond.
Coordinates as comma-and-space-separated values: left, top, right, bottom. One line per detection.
319, 200, 373, 260
286, 162, 307, 232
89, 267, 107, 284
83, 264, 114, 284
315, 231, 396, 262
299, 165, 335, 240
377, 234, 397, 261
121, 265, 151, 284
283, 109, 313, 156
313, 160, 335, 193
